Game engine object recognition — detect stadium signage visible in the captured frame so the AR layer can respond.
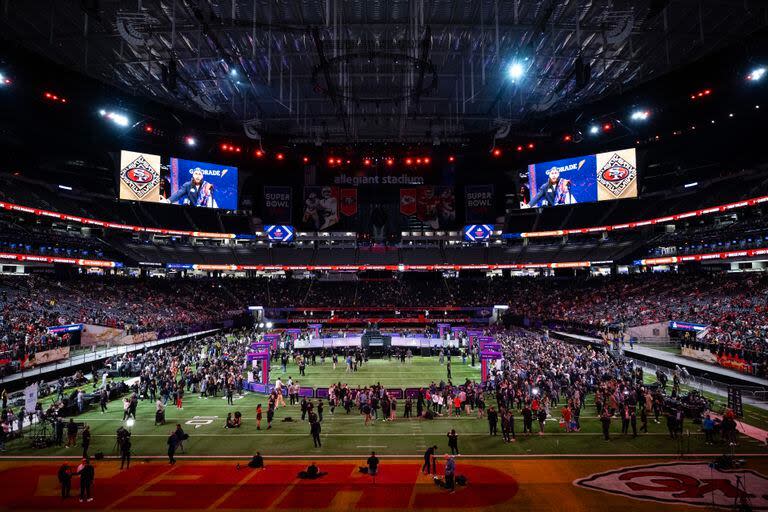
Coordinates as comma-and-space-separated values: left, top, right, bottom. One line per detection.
506, 194, 768, 239
668, 321, 707, 332
463, 224, 494, 242
636, 247, 768, 266
574, 462, 768, 509
265, 224, 295, 243
4, 193, 768, 242
332, 174, 425, 185
46, 324, 83, 334
161, 261, 597, 272
0, 252, 120, 268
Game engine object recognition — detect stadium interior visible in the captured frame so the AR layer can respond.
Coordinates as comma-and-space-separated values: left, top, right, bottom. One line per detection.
0, 1, 768, 511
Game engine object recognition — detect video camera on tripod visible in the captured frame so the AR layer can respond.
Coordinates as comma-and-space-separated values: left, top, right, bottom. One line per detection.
115, 426, 131, 449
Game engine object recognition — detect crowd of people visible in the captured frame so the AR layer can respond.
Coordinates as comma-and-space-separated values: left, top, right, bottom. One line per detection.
0, 275, 249, 374
2, 269, 766, 376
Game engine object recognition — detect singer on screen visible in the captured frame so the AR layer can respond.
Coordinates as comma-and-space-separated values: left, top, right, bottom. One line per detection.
163, 168, 219, 208
528, 169, 576, 207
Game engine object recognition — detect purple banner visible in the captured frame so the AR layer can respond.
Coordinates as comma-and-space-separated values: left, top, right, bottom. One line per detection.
405, 388, 423, 399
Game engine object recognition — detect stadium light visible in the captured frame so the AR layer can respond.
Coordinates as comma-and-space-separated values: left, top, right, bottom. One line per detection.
100, 109, 129, 127
0, 73, 10, 85
276, 153, 285, 160
747, 66, 766, 81
630, 110, 650, 121
507, 62, 525, 81
58, 185, 73, 191
185, 136, 196, 146
492, 148, 502, 157
589, 125, 600, 135
126, 418, 135, 428
266, 322, 273, 329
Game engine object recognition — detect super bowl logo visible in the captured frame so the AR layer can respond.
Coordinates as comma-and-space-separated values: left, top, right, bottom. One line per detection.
597, 153, 636, 197
574, 462, 768, 509
120, 154, 160, 199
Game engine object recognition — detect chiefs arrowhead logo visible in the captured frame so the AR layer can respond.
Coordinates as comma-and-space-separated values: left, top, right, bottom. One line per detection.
575, 462, 768, 509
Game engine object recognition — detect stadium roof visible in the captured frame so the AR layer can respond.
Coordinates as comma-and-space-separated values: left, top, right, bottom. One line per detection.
0, 0, 762, 142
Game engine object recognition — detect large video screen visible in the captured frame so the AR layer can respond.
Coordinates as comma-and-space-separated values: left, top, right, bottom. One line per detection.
118, 150, 238, 210
525, 147, 637, 208
169, 158, 238, 210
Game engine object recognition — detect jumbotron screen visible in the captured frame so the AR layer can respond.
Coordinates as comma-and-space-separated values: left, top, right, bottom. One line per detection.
118, 150, 238, 210
525, 147, 638, 208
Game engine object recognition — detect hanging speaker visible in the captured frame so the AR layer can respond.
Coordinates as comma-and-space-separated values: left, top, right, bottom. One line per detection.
575, 57, 591, 91
167, 60, 177, 92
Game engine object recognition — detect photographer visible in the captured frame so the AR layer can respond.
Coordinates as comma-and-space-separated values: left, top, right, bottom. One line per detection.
120, 434, 132, 469
117, 427, 132, 469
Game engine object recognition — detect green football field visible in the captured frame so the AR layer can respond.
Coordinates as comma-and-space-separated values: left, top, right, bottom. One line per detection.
4, 357, 766, 458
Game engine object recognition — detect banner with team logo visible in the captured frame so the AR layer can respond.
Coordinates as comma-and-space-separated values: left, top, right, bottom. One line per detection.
399, 188, 417, 216
400, 186, 456, 229
339, 188, 358, 217
302, 186, 339, 230
526, 147, 637, 208
263, 186, 292, 224
118, 150, 163, 203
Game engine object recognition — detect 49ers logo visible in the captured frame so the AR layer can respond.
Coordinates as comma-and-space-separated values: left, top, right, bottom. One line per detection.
120, 154, 160, 199
575, 462, 768, 509
124, 167, 154, 184
601, 166, 629, 182
597, 153, 636, 197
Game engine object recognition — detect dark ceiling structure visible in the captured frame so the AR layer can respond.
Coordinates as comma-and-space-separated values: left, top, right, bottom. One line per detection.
0, 0, 764, 143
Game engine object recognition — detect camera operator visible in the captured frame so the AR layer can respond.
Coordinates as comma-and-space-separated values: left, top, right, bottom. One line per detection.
119, 428, 132, 469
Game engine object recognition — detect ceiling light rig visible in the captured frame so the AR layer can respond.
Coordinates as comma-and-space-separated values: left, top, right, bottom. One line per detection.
747, 66, 766, 82
99, 109, 129, 127
311, 52, 438, 104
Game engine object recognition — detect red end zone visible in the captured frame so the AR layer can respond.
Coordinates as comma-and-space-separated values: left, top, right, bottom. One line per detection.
0, 458, 766, 511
